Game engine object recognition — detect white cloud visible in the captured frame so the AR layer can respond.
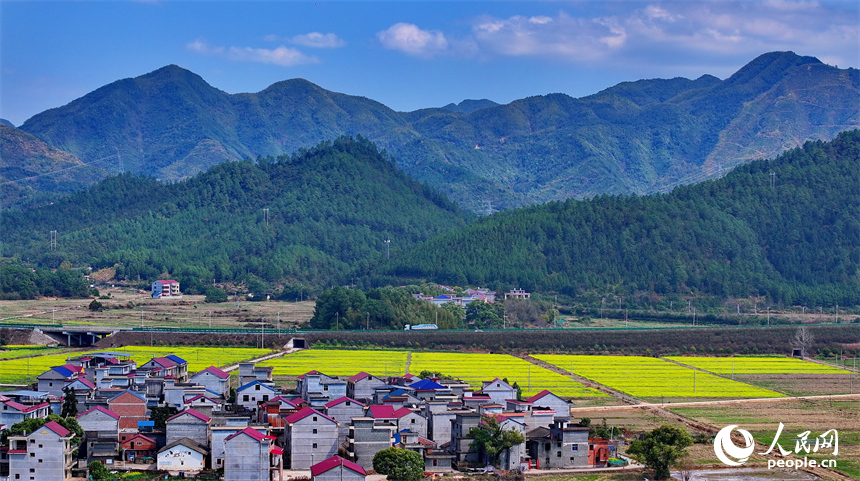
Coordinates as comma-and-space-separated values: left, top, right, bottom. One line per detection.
290, 32, 346, 49
187, 39, 318, 67
377, 23, 449, 57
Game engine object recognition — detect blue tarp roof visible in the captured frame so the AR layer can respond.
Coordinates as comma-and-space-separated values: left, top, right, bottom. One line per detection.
410, 378, 446, 391
51, 366, 74, 377
166, 355, 187, 365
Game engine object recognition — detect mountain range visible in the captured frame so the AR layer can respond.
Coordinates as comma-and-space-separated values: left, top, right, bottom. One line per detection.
5, 51, 858, 211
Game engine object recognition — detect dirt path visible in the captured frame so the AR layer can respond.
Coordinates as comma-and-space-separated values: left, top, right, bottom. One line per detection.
221, 348, 295, 372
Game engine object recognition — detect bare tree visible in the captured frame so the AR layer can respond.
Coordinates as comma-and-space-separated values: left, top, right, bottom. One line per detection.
791, 326, 814, 358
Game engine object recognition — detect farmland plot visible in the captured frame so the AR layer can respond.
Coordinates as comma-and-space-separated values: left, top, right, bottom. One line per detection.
666, 356, 853, 374
0, 346, 270, 384
410, 352, 606, 398
259, 349, 408, 378
536, 355, 783, 399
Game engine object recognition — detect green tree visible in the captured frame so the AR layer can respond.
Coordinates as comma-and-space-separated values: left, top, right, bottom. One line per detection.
204, 286, 228, 303
627, 424, 694, 480
467, 416, 526, 467
60, 386, 78, 418
465, 300, 503, 329
88, 460, 110, 480
372, 447, 424, 481
88, 299, 103, 311
149, 406, 178, 430
0, 414, 83, 451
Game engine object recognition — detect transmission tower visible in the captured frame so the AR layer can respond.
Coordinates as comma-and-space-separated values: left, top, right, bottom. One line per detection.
50, 230, 57, 251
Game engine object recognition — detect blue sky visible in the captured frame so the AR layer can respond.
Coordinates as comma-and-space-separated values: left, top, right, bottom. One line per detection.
1, 1, 857, 127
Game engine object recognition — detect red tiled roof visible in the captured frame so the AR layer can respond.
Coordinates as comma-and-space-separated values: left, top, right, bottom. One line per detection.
193, 366, 230, 380
311, 455, 366, 476
368, 405, 396, 419
526, 390, 554, 402
270, 446, 284, 455
323, 397, 365, 409
296, 370, 321, 380
347, 372, 372, 383
167, 408, 211, 423
123, 434, 156, 445
392, 407, 416, 418
77, 405, 120, 420
225, 427, 267, 443
283, 406, 337, 425
43, 421, 71, 437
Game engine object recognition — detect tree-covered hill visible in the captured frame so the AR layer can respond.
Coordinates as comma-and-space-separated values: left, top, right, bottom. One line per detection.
0, 137, 472, 292
16, 52, 858, 211
387, 130, 860, 307
0, 124, 108, 209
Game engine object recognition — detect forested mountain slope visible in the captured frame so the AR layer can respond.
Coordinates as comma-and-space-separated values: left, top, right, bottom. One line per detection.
387, 130, 860, 306
1, 137, 472, 291
17, 52, 859, 210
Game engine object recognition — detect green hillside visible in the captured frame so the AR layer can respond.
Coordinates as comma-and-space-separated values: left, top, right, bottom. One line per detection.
18, 52, 859, 211
387, 130, 860, 307
0, 137, 472, 292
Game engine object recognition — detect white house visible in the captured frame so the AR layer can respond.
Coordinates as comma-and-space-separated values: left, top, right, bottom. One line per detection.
157, 438, 208, 477
152, 280, 181, 298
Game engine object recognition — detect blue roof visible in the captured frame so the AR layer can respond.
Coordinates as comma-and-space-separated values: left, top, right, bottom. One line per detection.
237, 380, 277, 392
51, 366, 74, 377
166, 355, 187, 365
410, 378, 446, 391
432, 295, 451, 300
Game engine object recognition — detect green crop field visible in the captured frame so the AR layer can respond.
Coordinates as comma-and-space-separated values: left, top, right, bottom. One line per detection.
535, 355, 784, 399
259, 349, 409, 378
666, 356, 853, 374
0, 346, 270, 385
410, 352, 606, 398
0, 346, 73, 360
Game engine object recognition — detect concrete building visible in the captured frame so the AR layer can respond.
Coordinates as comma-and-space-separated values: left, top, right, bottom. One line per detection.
237, 381, 280, 414
298, 371, 347, 406
346, 372, 386, 404
7, 420, 75, 481
346, 417, 394, 470
480, 378, 517, 405
283, 407, 339, 469
526, 390, 572, 419
496, 416, 527, 470
526, 419, 589, 469
121, 434, 157, 463
323, 397, 366, 444
36, 365, 82, 397
0, 395, 50, 427
189, 366, 231, 397
423, 402, 458, 446
151, 280, 181, 298
238, 362, 273, 387
224, 427, 277, 481
76, 406, 120, 466
166, 408, 211, 447
107, 390, 148, 432
157, 438, 207, 477
449, 411, 482, 466
311, 455, 366, 481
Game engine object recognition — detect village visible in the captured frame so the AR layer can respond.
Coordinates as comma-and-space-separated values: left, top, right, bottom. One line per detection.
0, 349, 626, 481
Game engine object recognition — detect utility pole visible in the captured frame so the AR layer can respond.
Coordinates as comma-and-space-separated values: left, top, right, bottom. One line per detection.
336, 312, 339, 330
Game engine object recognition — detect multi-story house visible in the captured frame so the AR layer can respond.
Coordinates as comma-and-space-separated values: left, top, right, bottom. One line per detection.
7, 420, 75, 481
189, 366, 230, 397
323, 397, 366, 444
311, 455, 366, 481
283, 407, 339, 469
224, 427, 277, 481
346, 372, 385, 404
165, 408, 211, 447
236, 381, 280, 414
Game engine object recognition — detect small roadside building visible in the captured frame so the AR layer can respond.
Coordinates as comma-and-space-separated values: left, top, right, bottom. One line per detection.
121, 434, 157, 463
152, 280, 181, 298
156, 438, 208, 477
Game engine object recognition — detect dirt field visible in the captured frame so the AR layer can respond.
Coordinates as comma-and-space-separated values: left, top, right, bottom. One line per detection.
0, 287, 315, 329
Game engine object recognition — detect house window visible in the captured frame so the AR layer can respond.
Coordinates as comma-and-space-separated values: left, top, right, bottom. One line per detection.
544, 443, 550, 450
345, 402, 351, 406
30, 453, 34, 457
323, 385, 328, 391
313, 416, 317, 421
38, 459, 42, 464
433, 460, 438, 466
572, 445, 578, 451
411, 418, 415, 423
312, 443, 318, 449
263, 395, 269, 402
255, 385, 260, 391
29, 440, 35, 444
38, 445, 42, 449
217, 459, 222, 466
570, 457, 575, 461
29, 468, 35, 472
313, 429, 317, 434
243, 395, 249, 402
557, 442, 561, 447
556, 452, 561, 457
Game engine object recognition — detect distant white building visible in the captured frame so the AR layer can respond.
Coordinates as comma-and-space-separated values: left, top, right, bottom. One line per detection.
152, 280, 181, 298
